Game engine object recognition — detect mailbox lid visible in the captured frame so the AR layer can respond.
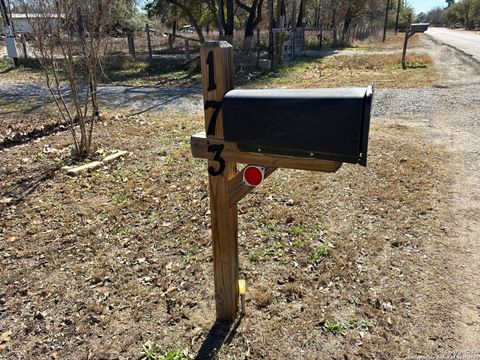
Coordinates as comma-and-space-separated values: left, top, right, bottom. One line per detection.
222, 87, 373, 165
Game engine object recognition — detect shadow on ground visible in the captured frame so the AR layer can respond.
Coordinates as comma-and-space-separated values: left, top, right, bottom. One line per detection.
196, 315, 244, 360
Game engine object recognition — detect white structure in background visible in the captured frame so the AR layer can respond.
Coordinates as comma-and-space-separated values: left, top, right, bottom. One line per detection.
1, 25, 18, 58
11, 13, 62, 33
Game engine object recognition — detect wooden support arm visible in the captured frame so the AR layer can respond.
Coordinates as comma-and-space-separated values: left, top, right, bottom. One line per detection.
228, 166, 277, 207
191, 132, 343, 173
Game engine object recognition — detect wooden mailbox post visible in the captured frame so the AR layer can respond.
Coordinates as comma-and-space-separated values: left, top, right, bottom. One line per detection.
192, 41, 371, 321
402, 22, 429, 69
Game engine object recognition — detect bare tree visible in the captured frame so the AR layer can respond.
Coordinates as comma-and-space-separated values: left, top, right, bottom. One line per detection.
19, 0, 114, 158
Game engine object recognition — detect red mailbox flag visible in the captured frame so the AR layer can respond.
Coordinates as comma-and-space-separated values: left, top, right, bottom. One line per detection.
243, 166, 265, 186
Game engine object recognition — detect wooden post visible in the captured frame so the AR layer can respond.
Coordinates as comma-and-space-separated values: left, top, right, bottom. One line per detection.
200, 41, 238, 321
127, 34, 136, 60
401, 29, 409, 69
184, 39, 190, 61
169, 20, 177, 49
402, 14, 412, 70
21, 33, 27, 60
146, 23, 153, 63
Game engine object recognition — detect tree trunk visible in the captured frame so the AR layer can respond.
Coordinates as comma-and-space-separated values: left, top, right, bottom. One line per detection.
341, 18, 351, 45
237, 0, 264, 52
332, 6, 337, 47
383, 0, 390, 43
395, 0, 401, 34
268, 0, 274, 60
296, 0, 305, 29
218, 0, 225, 39
226, 0, 234, 42
276, 0, 286, 28
169, 0, 205, 43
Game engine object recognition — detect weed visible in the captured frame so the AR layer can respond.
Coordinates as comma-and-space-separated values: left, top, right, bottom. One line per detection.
248, 249, 262, 262
267, 220, 279, 231
264, 241, 285, 258
289, 224, 308, 235
292, 238, 306, 248
140, 341, 160, 360
249, 240, 285, 261
349, 297, 359, 306
116, 226, 131, 236
161, 349, 188, 360
111, 193, 132, 205
140, 343, 187, 360
309, 245, 330, 261
360, 319, 375, 331
323, 320, 357, 335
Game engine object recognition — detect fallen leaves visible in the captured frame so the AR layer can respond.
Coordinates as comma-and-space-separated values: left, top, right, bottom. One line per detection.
0, 330, 12, 351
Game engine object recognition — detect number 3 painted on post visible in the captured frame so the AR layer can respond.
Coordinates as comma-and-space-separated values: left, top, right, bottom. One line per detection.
208, 144, 225, 176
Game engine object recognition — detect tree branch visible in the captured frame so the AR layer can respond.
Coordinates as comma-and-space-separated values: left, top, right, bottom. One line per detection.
235, 0, 252, 12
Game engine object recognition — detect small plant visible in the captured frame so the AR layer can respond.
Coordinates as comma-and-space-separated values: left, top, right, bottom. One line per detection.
323, 320, 356, 335
349, 297, 359, 306
140, 343, 188, 360
140, 341, 160, 360
264, 241, 285, 258
309, 245, 330, 261
267, 220, 279, 231
360, 319, 375, 331
161, 349, 188, 360
249, 249, 262, 262
289, 224, 308, 235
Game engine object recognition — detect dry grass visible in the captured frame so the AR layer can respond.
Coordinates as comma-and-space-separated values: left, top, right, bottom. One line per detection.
352, 32, 426, 50
1, 33, 433, 89
250, 52, 436, 89
0, 107, 459, 359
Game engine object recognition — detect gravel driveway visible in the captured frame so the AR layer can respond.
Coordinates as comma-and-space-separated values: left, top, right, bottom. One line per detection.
376, 37, 480, 348
0, 83, 203, 114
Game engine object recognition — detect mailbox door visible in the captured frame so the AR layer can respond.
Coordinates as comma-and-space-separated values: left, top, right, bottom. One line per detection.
222, 87, 373, 166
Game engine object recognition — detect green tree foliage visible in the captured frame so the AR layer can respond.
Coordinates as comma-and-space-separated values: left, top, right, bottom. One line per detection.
441, 0, 480, 29
113, 0, 148, 33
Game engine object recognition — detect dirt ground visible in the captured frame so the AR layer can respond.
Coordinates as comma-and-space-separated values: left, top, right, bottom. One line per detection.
1, 36, 480, 359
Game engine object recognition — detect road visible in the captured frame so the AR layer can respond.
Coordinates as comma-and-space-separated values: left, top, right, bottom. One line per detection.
426, 27, 480, 63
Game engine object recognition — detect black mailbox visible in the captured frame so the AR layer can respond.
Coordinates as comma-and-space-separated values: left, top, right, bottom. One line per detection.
222, 86, 373, 166
410, 23, 429, 33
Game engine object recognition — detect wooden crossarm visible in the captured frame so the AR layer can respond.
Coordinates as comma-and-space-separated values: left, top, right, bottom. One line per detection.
228, 166, 277, 207
191, 132, 343, 173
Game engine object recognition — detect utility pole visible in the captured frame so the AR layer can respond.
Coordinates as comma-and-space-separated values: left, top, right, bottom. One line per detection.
395, 0, 401, 35
383, 0, 391, 43
0, 0, 19, 67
